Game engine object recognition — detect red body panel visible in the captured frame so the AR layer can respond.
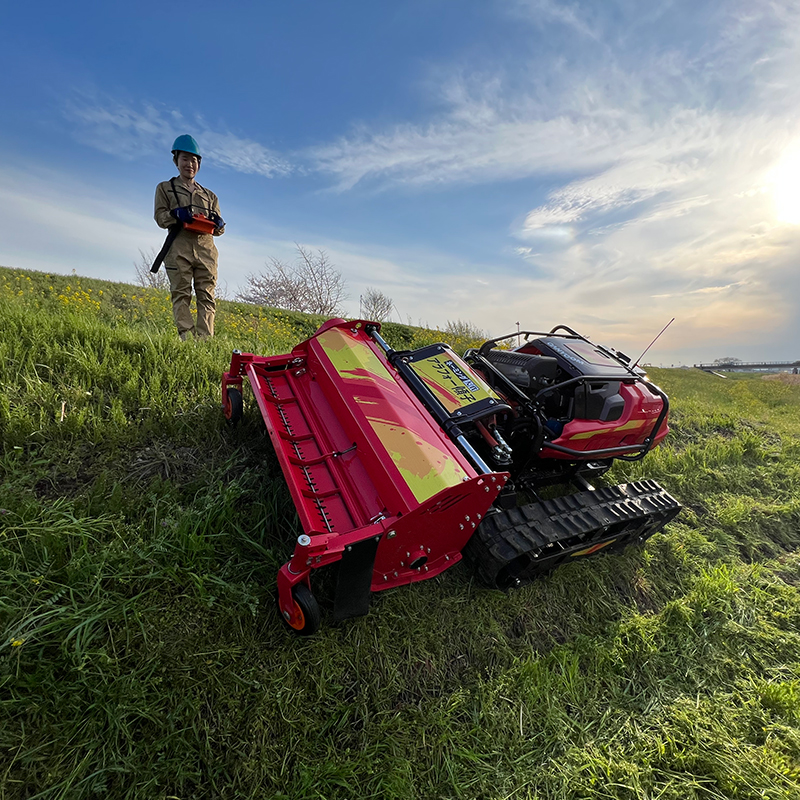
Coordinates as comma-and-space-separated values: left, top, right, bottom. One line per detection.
547, 381, 669, 458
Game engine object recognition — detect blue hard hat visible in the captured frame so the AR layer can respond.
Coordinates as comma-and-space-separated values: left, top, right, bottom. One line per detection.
171, 134, 201, 159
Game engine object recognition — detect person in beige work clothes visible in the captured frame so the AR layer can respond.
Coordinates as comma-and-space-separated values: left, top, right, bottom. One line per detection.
154, 135, 225, 339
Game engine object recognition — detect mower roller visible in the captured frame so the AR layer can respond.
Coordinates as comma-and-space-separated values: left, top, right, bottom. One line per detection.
222, 318, 680, 634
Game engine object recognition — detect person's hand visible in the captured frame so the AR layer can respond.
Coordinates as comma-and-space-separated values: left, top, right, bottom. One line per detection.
170, 207, 194, 224
212, 213, 225, 230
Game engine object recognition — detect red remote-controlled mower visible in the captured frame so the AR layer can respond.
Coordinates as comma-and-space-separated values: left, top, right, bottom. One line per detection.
222, 318, 680, 634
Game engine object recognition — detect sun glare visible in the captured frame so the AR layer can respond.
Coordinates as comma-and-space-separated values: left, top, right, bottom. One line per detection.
771, 148, 800, 224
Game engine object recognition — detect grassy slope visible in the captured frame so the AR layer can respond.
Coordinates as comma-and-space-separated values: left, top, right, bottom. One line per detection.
2, 265, 800, 799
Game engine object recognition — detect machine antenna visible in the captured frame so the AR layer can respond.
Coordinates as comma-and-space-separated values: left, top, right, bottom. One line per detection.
633, 318, 675, 369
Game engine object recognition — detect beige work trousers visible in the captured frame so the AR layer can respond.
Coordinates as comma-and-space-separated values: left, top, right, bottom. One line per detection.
165, 254, 217, 339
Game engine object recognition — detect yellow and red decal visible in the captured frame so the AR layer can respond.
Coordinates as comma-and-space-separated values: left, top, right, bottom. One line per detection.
317, 327, 394, 384
566, 419, 646, 441
570, 539, 616, 557
410, 350, 500, 413
316, 327, 471, 503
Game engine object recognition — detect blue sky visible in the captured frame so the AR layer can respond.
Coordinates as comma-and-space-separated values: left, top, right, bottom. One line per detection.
2, 0, 800, 365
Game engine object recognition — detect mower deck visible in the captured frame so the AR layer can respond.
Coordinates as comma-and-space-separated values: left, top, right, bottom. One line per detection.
223, 319, 509, 629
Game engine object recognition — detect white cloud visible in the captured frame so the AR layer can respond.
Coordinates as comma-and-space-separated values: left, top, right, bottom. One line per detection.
505, 0, 604, 40
308, 98, 647, 191
305, 2, 800, 196
520, 155, 700, 233
65, 93, 292, 178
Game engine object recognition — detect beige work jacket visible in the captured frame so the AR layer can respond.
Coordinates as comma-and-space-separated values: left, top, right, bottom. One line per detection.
154, 178, 224, 266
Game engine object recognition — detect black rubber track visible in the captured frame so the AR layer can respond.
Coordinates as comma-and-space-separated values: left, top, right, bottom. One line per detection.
464, 479, 681, 589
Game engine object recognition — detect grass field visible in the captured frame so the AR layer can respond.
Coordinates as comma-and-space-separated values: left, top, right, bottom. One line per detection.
2, 264, 800, 799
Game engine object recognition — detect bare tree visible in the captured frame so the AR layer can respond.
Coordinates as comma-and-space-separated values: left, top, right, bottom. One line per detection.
216, 278, 231, 301
361, 286, 394, 321
134, 247, 170, 291
444, 319, 486, 341
237, 245, 347, 315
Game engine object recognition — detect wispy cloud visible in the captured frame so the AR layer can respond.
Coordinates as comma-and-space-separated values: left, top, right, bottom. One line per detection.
306, 2, 800, 196
65, 93, 292, 178
505, 0, 604, 41
198, 130, 293, 178
308, 92, 647, 191
520, 154, 701, 233
652, 281, 749, 299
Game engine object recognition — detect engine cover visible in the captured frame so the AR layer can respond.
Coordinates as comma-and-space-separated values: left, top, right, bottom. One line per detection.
482, 348, 559, 392
524, 337, 633, 379
520, 337, 630, 422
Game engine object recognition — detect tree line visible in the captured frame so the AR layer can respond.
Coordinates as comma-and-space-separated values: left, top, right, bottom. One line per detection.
136, 244, 396, 322
136, 243, 486, 340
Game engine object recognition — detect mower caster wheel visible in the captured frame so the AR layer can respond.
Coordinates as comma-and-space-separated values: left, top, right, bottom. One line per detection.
224, 387, 243, 426
279, 584, 321, 636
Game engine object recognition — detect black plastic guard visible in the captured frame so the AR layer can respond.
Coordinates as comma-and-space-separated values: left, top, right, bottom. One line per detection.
333, 536, 380, 620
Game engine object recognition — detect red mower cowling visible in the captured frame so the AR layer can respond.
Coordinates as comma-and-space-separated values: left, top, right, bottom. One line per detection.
222, 319, 680, 635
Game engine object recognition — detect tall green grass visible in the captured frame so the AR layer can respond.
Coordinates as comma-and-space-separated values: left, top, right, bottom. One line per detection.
2, 265, 800, 799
